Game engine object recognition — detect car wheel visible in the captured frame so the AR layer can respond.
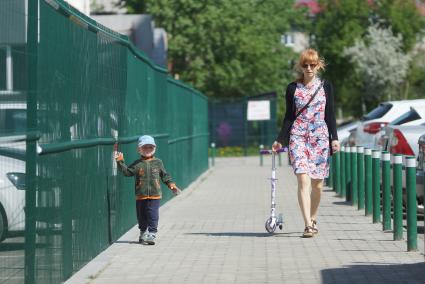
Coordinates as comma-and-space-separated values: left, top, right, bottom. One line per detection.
0, 208, 7, 242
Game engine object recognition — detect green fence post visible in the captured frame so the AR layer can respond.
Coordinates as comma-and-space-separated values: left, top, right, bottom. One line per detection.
364, 148, 372, 216
346, 147, 351, 202
328, 155, 333, 188
210, 142, 216, 167
26, 1, 38, 283
340, 146, 346, 198
334, 151, 341, 195
382, 151, 391, 231
350, 146, 358, 206
372, 150, 381, 223
405, 156, 417, 251
357, 146, 365, 210
260, 144, 264, 166
393, 154, 403, 241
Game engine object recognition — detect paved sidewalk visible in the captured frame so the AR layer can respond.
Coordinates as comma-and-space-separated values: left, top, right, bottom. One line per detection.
66, 156, 425, 284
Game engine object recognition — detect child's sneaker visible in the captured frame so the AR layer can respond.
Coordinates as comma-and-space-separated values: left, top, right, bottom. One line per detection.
143, 233, 156, 245
139, 231, 148, 243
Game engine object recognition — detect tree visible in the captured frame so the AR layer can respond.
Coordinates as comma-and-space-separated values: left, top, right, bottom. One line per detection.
343, 23, 411, 106
373, 0, 425, 51
313, 0, 371, 117
403, 51, 425, 99
312, 0, 424, 117
119, 0, 309, 99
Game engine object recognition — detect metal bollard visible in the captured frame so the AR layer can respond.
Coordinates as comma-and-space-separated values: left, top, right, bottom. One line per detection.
393, 154, 403, 241
278, 152, 282, 167
210, 142, 216, 167
332, 153, 337, 191
260, 145, 264, 166
372, 150, 381, 223
382, 151, 391, 231
357, 146, 365, 210
364, 148, 372, 216
340, 146, 346, 198
334, 151, 341, 195
405, 156, 417, 251
328, 155, 333, 188
345, 147, 351, 202
350, 146, 358, 206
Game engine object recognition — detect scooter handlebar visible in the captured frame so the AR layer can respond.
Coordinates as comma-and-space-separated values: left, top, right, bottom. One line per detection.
260, 148, 287, 155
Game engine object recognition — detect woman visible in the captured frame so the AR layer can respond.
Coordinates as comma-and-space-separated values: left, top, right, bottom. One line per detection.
272, 48, 340, 238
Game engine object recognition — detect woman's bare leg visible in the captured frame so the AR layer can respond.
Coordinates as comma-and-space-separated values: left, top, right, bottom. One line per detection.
296, 173, 312, 227
310, 178, 324, 221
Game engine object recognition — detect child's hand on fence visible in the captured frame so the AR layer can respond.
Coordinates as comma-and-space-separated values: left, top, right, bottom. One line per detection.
114, 152, 124, 162
169, 184, 181, 196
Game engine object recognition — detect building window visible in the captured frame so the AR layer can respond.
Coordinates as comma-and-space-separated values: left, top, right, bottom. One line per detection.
281, 33, 295, 46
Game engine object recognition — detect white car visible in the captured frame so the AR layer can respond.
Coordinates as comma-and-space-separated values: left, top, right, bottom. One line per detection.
375, 105, 425, 150
386, 124, 425, 214
337, 120, 359, 145
0, 143, 26, 241
354, 99, 425, 149
386, 124, 425, 159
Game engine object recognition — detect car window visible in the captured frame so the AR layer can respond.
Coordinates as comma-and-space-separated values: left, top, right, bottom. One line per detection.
362, 103, 392, 121
6, 172, 26, 190
0, 109, 26, 133
390, 110, 421, 125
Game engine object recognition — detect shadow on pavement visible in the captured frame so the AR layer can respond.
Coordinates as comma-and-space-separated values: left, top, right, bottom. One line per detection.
114, 240, 141, 244
186, 232, 302, 238
332, 201, 352, 206
321, 262, 425, 284
334, 238, 393, 242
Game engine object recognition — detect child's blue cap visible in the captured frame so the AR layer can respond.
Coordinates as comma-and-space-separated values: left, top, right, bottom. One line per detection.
138, 135, 156, 147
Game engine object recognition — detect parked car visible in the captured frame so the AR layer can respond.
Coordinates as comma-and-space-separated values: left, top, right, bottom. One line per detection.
0, 142, 26, 241
386, 125, 425, 214
0, 101, 71, 242
375, 105, 425, 151
386, 124, 425, 157
337, 120, 359, 146
354, 99, 425, 149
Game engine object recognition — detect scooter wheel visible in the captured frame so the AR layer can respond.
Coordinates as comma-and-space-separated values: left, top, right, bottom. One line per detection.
265, 219, 277, 233
279, 224, 283, 230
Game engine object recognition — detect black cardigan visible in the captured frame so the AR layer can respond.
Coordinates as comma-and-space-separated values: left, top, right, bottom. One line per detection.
276, 80, 338, 147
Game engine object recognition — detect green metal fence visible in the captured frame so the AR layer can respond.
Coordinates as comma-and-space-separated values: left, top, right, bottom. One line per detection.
0, 0, 208, 283
329, 147, 422, 252
209, 92, 277, 151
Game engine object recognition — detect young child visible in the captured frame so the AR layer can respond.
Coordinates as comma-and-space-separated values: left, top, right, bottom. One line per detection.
114, 135, 181, 245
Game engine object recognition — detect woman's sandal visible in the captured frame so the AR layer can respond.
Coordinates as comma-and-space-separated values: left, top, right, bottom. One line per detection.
302, 226, 314, 238
311, 219, 318, 234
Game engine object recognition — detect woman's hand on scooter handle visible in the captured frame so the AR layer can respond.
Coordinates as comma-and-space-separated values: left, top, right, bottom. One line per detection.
331, 140, 340, 153
272, 141, 282, 153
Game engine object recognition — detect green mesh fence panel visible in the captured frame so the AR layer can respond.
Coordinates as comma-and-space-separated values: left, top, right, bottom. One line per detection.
0, 0, 209, 283
209, 92, 277, 150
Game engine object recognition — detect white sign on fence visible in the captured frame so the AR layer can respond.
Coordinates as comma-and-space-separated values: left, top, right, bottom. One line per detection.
247, 100, 270, 121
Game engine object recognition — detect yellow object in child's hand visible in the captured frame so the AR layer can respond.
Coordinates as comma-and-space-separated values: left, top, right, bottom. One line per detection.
169, 184, 181, 196
115, 152, 124, 161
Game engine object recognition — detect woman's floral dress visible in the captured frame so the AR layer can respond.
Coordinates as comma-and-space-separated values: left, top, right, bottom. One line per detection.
289, 78, 329, 179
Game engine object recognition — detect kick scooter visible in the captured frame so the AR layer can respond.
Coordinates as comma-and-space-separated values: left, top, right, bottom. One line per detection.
260, 147, 287, 234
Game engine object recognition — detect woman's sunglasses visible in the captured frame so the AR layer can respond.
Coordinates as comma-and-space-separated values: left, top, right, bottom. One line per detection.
302, 63, 317, 69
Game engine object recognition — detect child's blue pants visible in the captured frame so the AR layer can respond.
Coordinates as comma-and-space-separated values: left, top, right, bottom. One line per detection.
136, 199, 160, 233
